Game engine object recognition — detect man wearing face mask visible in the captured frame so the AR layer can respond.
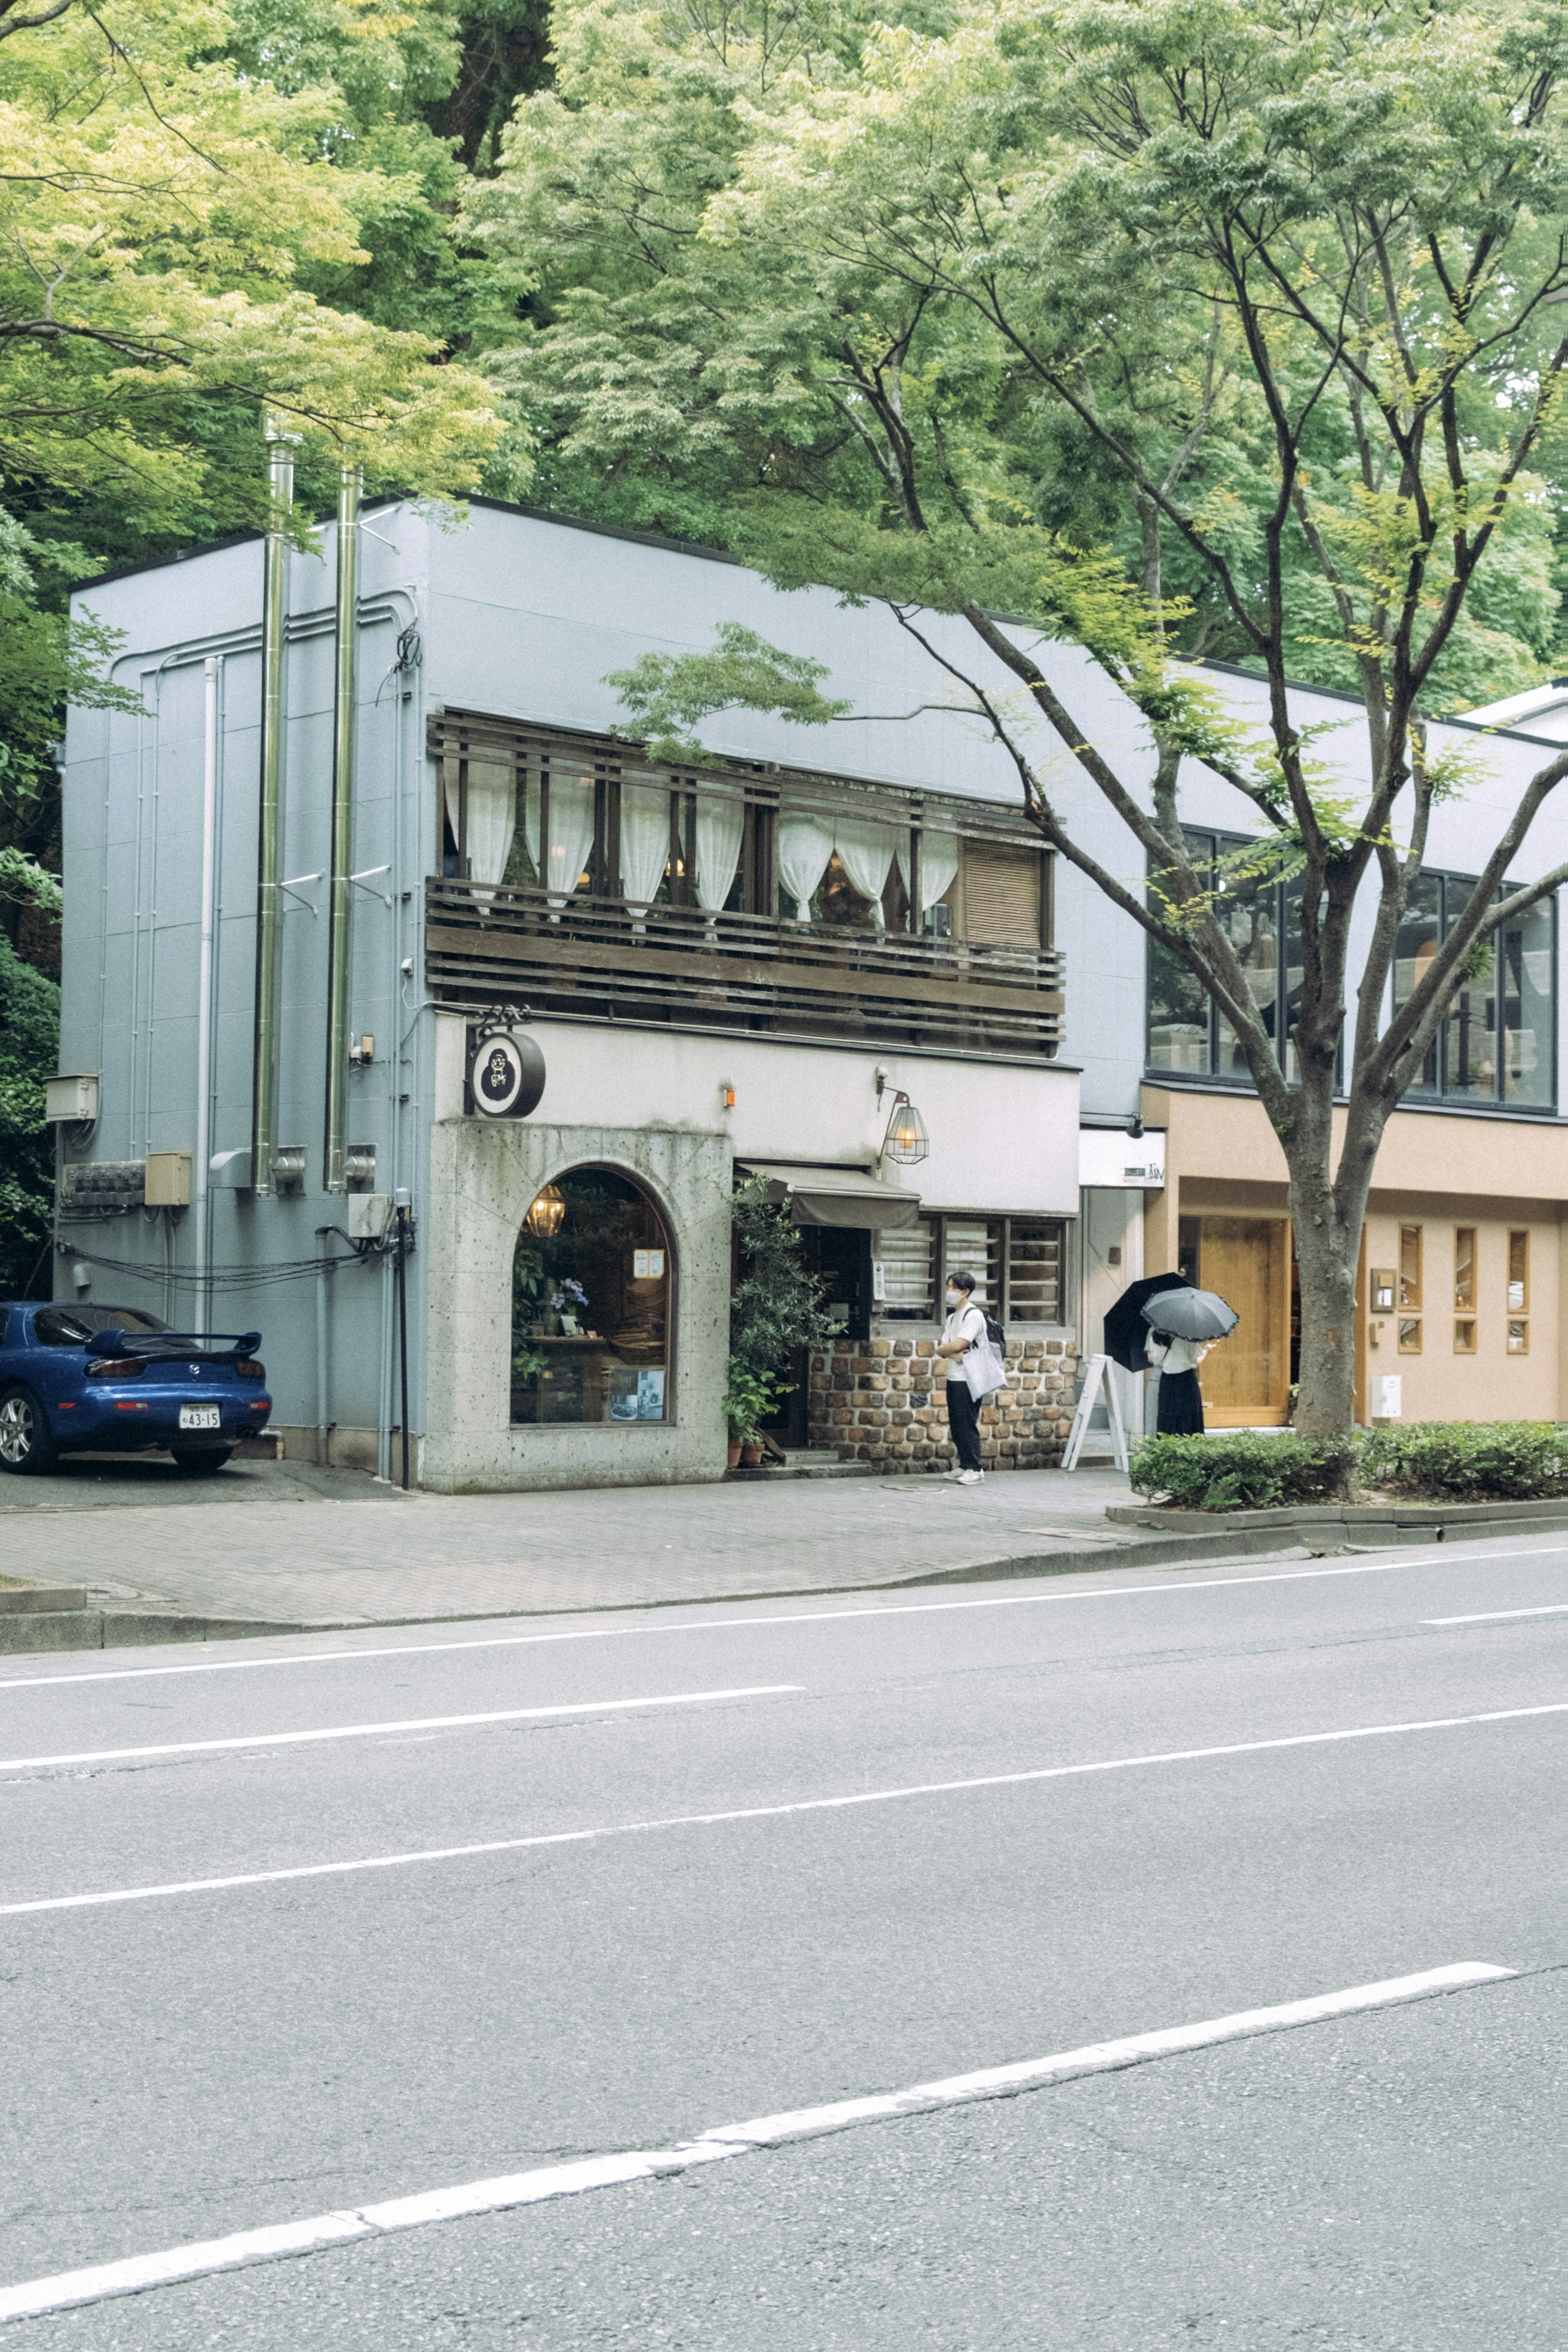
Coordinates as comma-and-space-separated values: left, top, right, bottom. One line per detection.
935, 1268, 987, 1484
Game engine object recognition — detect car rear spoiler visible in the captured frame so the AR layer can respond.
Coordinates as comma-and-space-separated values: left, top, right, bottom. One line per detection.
88, 1330, 262, 1358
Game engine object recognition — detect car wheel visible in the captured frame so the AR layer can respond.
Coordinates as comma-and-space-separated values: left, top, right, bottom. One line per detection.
0, 1388, 60, 1477
169, 1448, 234, 1477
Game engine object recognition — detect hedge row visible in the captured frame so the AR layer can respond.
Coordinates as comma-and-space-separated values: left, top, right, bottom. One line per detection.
1128, 1421, 1568, 1511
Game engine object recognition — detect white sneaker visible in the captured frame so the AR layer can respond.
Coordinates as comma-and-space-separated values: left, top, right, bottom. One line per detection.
939, 1466, 964, 1481
956, 1468, 984, 1486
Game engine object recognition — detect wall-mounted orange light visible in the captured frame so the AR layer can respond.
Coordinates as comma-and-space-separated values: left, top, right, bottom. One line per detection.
720, 1081, 736, 1109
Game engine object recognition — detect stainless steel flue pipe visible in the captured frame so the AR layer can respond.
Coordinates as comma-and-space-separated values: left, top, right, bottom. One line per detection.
323, 463, 361, 1192
251, 420, 296, 1196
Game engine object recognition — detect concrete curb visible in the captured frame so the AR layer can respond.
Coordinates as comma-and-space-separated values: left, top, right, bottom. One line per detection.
0, 1610, 342, 1655
1107, 1497, 1568, 1540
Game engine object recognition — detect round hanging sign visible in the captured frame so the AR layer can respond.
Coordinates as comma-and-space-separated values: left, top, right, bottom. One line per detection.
467, 1017, 546, 1119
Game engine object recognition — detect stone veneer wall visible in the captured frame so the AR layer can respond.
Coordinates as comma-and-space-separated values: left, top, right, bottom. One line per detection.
807, 1336, 1080, 1472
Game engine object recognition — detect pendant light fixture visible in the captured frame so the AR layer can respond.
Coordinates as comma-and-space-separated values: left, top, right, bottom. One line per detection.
526, 1182, 567, 1237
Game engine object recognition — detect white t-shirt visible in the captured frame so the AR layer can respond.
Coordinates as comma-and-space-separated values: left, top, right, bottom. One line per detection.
1145, 1330, 1204, 1375
942, 1301, 986, 1383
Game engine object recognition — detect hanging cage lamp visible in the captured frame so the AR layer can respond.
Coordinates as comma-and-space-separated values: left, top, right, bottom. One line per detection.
882, 1093, 930, 1166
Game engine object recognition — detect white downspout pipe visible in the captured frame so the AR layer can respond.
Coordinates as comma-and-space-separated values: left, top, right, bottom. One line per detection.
194, 655, 219, 1326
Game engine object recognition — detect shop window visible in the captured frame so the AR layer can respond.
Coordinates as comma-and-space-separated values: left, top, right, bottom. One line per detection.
1392, 872, 1556, 1109
1507, 1229, 1529, 1352
1454, 1320, 1477, 1353
511, 1170, 673, 1425
1453, 1228, 1474, 1312
1397, 1225, 1422, 1351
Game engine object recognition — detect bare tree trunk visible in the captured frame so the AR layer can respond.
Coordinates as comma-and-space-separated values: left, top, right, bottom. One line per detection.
1283, 1082, 1387, 1444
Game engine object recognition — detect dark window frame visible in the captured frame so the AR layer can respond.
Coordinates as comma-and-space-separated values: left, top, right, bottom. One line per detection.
1146, 827, 1327, 1088
1392, 869, 1557, 1112
877, 1212, 1071, 1327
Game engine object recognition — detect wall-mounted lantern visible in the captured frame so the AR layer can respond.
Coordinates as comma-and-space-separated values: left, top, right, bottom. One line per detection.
881, 1092, 929, 1166
526, 1183, 566, 1238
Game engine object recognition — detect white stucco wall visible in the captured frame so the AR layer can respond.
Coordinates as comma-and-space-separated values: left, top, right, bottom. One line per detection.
432, 1015, 1081, 1217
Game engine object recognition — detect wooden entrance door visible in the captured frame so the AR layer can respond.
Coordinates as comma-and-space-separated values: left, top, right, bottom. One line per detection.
1194, 1216, 1291, 1425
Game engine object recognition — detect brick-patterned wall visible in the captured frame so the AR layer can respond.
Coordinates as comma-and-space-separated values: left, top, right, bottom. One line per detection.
807, 1336, 1080, 1472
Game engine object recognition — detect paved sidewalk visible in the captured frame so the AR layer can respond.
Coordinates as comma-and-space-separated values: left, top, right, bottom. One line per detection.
2, 1460, 1148, 1626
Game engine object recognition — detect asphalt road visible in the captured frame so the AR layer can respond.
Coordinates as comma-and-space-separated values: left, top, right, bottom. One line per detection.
0, 1535, 1563, 2348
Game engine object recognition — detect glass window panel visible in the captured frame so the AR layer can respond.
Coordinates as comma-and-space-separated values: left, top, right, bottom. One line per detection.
1392, 871, 1443, 1092
1454, 1319, 1476, 1354
1214, 866, 1281, 1079
1007, 1220, 1065, 1323
1440, 876, 1498, 1099
1500, 898, 1553, 1105
1508, 1318, 1529, 1354
511, 1170, 671, 1425
1508, 1230, 1528, 1312
1454, 1227, 1474, 1312
878, 1221, 935, 1320
1398, 1317, 1422, 1353
1147, 832, 1213, 1074
942, 1219, 999, 1308
1399, 1225, 1422, 1311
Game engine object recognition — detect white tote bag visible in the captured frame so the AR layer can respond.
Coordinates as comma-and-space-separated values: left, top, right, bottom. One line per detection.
962, 1330, 1008, 1401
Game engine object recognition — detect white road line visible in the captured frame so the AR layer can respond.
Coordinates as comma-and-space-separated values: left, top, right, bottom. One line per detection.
0, 1962, 1513, 2325
0, 1687, 799, 1775
1425, 1604, 1568, 1625
6, 1543, 1566, 1694
4, 1699, 1563, 1919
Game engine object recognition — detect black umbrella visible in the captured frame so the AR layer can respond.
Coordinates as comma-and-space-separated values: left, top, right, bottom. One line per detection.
1103, 1274, 1194, 1373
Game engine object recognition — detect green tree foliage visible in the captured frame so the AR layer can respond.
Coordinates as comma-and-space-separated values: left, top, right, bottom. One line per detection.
477, 0, 1568, 1439
0, 933, 59, 1296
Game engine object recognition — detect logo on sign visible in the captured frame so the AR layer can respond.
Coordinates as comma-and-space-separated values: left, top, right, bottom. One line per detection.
466, 1009, 546, 1121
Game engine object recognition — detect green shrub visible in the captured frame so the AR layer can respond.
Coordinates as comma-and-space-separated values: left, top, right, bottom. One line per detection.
1359, 1421, 1568, 1500
1129, 1431, 1358, 1511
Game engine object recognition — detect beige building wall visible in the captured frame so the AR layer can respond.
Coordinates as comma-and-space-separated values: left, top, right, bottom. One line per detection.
1140, 1085, 1568, 1423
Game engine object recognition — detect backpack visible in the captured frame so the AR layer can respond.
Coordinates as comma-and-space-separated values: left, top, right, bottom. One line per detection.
982, 1311, 1005, 1350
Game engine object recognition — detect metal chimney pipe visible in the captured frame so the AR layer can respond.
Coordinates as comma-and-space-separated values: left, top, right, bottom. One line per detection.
323, 462, 361, 1192
251, 419, 295, 1196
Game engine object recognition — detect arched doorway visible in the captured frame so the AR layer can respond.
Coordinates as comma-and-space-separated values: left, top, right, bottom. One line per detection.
511, 1167, 674, 1425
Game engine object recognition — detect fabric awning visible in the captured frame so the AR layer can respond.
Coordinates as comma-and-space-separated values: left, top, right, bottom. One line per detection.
735, 1160, 921, 1230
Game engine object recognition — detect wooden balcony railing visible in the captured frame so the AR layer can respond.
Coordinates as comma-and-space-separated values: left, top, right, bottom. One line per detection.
425, 879, 1065, 1057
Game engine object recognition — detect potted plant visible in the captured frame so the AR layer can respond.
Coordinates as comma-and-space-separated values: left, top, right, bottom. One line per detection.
725, 1360, 776, 1467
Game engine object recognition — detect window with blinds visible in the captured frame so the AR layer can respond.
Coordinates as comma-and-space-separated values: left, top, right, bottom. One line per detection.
941, 1218, 1000, 1305
1007, 1221, 1064, 1323
878, 1222, 936, 1320
961, 844, 1043, 946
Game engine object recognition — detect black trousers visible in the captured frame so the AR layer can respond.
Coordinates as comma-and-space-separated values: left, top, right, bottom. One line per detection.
945, 1378, 984, 1472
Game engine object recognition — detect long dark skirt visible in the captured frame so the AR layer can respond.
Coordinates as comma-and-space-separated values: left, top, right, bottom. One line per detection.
1156, 1368, 1205, 1436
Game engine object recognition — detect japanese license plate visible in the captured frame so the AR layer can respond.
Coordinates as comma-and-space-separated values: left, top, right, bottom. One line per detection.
178, 1405, 220, 1431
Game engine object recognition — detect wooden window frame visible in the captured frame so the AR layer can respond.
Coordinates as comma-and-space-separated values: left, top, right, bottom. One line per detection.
881, 1212, 1071, 1328
1507, 1228, 1530, 1352
1453, 1226, 1475, 1314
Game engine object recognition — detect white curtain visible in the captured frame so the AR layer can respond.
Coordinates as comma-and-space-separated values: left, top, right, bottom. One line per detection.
835, 815, 897, 927
694, 795, 746, 913
899, 829, 960, 921
619, 783, 670, 922
778, 813, 835, 921
463, 762, 517, 896
526, 773, 598, 909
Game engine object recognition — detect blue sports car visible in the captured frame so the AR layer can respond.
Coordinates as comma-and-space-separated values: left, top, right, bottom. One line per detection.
0, 1304, 272, 1478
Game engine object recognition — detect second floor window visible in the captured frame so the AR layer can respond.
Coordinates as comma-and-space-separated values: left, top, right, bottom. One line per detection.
1147, 829, 1310, 1082
1393, 871, 1555, 1109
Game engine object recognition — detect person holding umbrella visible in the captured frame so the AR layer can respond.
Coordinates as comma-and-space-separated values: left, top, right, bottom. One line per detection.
1101, 1275, 1239, 1440
1141, 1286, 1240, 1436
